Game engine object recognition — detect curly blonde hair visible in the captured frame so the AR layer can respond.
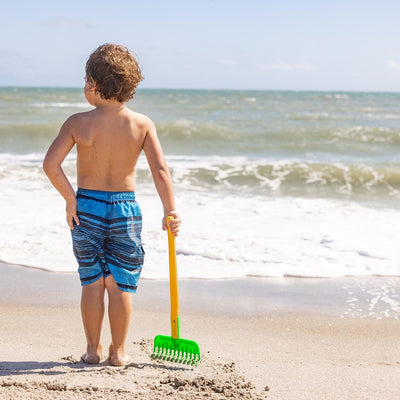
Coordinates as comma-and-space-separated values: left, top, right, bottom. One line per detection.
85, 43, 144, 103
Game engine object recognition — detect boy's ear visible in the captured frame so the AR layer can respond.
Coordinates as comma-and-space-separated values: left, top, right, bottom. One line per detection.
93, 82, 100, 93
86, 77, 97, 90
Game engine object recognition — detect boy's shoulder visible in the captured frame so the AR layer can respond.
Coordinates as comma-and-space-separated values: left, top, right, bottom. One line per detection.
58, 111, 90, 135
125, 108, 156, 133
126, 108, 153, 124
63, 110, 93, 126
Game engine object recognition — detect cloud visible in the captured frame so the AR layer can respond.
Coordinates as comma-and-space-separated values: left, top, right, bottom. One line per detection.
256, 62, 315, 71
45, 18, 95, 30
386, 60, 400, 69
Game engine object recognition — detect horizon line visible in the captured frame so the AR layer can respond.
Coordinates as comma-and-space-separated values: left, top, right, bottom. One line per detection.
1, 85, 400, 94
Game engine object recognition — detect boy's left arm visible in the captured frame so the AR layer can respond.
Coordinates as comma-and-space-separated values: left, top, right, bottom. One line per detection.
43, 117, 79, 230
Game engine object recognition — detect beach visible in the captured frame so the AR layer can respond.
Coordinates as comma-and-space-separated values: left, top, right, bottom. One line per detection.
1, 262, 400, 400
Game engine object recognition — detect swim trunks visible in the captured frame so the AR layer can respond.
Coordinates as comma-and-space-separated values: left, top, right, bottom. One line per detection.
71, 188, 144, 293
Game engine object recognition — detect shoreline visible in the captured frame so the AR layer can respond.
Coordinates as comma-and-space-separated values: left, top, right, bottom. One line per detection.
1, 261, 400, 319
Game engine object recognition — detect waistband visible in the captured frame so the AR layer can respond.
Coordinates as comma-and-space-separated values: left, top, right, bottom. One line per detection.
77, 188, 136, 203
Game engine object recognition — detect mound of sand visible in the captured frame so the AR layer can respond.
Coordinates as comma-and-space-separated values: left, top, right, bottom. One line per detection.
0, 339, 267, 400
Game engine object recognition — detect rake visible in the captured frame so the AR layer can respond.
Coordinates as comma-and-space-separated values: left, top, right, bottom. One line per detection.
152, 217, 201, 366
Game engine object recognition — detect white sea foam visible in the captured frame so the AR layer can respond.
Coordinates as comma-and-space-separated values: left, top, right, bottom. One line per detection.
341, 278, 400, 319
286, 111, 336, 121
1, 153, 400, 279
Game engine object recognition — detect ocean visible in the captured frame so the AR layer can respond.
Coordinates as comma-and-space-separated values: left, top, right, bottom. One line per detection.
1, 87, 400, 279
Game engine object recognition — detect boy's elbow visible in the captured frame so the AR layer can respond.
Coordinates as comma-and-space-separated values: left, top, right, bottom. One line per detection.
42, 158, 51, 175
42, 157, 57, 176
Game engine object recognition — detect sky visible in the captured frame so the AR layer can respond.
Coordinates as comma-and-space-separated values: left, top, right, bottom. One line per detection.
1, 0, 400, 91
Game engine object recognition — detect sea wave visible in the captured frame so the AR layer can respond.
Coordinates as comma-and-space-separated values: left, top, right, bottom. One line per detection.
156, 119, 400, 143
0, 124, 61, 153
2, 121, 398, 151
286, 111, 340, 121
1, 153, 399, 199
131, 155, 400, 202
331, 126, 400, 143
156, 157, 400, 197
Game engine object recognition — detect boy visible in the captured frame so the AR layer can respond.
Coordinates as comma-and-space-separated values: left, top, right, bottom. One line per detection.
43, 43, 180, 366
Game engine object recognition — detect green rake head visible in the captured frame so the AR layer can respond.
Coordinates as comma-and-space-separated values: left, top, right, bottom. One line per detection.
152, 335, 201, 366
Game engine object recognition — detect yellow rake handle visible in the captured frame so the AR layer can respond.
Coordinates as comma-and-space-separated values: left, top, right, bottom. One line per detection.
166, 216, 180, 339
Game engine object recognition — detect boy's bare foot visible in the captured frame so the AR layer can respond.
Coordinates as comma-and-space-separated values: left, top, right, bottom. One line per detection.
108, 344, 130, 366
81, 352, 102, 364
81, 344, 103, 364
109, 353, 130, 366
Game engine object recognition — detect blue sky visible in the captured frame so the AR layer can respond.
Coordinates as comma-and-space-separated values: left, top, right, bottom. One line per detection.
1, 0, 400, 91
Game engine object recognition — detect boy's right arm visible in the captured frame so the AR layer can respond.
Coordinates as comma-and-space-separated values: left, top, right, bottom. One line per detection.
43, 116, 79, 230
142, 119, 181, 235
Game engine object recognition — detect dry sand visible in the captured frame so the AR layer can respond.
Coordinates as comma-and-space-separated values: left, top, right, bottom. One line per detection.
1, 262, 400, 399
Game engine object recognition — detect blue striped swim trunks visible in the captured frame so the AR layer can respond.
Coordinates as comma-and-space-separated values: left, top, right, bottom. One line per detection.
71, 188, 144, 293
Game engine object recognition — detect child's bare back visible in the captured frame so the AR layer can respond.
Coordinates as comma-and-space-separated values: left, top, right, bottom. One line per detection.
72, 106, 149, 192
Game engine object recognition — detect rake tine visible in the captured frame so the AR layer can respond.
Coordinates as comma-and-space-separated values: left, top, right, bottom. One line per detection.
152, 346, 201, 366
154, 343, 201, 363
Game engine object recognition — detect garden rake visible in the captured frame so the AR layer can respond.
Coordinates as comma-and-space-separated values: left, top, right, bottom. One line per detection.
152, 216, 201, 366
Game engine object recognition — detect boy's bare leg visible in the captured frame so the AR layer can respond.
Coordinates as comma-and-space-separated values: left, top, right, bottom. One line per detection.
80, 277, 105, 363
105, 275, 132, 366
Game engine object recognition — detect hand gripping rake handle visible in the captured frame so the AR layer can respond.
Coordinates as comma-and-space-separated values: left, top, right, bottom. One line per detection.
167, 216, 180, 339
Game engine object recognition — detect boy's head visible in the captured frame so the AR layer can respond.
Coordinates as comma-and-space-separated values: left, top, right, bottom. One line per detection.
85, 43, 143, 103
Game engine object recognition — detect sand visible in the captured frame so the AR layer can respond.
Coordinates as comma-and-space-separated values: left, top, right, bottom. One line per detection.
1, 262, 400, 399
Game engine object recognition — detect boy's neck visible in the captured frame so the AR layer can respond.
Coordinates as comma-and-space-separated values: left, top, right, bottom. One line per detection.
94, 99, 126, 112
